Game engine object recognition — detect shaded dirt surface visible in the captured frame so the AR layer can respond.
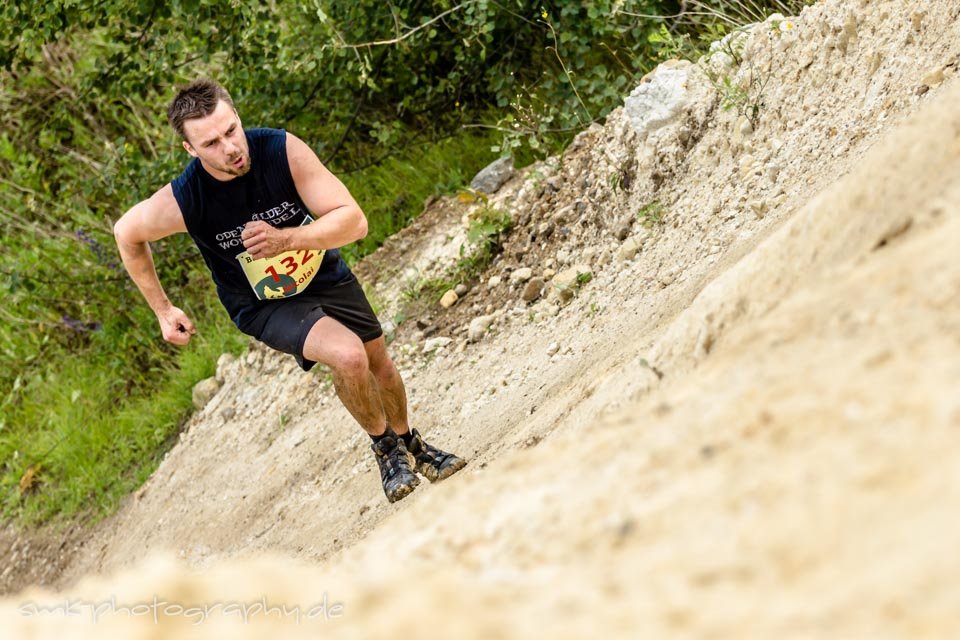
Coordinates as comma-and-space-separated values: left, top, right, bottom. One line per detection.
2, 1, 959, 637
0, 524, 75, 597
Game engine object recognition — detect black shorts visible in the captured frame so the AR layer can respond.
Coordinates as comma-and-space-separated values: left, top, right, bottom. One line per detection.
237, 271, 382, 372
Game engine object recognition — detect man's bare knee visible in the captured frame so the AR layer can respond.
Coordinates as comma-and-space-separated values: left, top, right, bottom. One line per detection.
302, 318, 372, 378
330, 347, 370, 380
364, 338, 395, 379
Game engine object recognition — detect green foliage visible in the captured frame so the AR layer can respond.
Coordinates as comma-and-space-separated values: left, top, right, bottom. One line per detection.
637, 201, 666, 227
466, 206, 513, 248
608, 171, 624, 194
486, 2, 664, 158
459, 206, 513, 281
401, 205, 511, 309
1, 306, 245, 526
340, 128, 499, 264
552, 266, 592, 298
401, 276, 454, 306
711, 65, 771, 127
648, 1, 811, 128
646, 23, 692, 61
678, 0, 809, 28
696, 27, 773, 127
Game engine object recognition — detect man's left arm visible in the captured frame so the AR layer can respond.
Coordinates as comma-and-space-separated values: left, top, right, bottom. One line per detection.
240, 133, 367, 259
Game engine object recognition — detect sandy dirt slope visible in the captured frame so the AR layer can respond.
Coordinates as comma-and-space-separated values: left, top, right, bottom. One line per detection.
1, 1, 958, 637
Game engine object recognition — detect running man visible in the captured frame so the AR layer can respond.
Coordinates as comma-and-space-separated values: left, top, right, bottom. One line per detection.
113, 78, 465, 503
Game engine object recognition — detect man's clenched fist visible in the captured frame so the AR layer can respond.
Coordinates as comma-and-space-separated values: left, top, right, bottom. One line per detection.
241, 221, 293, 259
157, 305, 196, 346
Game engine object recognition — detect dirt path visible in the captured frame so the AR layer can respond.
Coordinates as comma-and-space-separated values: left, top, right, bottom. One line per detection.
2, 1, 959, 637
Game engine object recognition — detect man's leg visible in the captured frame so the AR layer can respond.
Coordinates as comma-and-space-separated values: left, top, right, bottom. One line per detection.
363, 336, 410, 434
364, 336, 467, 482
303, 316, 419, 502
302, 317, 388, 437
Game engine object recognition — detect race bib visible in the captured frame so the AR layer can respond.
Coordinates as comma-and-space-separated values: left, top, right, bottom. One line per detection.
236, 217, 325, 301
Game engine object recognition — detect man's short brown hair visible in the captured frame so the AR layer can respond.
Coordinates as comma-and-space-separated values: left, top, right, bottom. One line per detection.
167, 78, 234, 141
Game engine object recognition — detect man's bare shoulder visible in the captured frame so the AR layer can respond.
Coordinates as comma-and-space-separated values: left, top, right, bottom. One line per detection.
283, 131, 358, 218
146, 183, 180, 209
115, 184, 186, 242
284, 131, 320, 175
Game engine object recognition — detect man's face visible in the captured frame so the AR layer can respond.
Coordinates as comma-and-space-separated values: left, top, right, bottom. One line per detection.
181, 99, 251, 179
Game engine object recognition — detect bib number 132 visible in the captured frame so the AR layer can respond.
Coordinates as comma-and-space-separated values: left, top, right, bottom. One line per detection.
235, 216, 325, 301
264, 249, 316, 282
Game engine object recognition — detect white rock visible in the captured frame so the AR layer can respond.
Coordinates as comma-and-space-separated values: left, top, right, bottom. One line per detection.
551, 264, 592, 302
510, 267, 534, 284
749, 199, 769, 217
468, 315, 495, 342
380, 319, 397, 341
470, 156, 515, 194
765, 163, 782, 183
215, 353, 236, 384
624, 62, 691, 137
547, 342, 560, 356
488, 275, 502, 288
423, 337, 453, 353
617, 236, 643, 262
192, 377, 221, 410
922, 67, 945, 89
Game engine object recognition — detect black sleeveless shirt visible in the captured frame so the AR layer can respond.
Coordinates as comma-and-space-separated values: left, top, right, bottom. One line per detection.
171, 128, 350, 330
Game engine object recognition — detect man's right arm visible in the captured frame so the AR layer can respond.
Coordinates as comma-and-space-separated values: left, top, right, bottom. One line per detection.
113, 184, 197, 346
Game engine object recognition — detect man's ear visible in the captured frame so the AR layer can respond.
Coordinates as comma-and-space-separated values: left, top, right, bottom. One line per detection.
183, 140, 198, 158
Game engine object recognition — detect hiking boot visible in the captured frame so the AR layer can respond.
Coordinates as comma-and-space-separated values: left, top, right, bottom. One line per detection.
405, 428, 467, 482
371, 430, 420, 503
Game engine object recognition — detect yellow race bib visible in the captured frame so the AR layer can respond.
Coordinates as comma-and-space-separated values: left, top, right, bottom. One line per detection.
236, 218, 324, 300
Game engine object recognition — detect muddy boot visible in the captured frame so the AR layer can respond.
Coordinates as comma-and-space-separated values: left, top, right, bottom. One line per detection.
405, 428, 467, 482
371, 430, 420, 503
